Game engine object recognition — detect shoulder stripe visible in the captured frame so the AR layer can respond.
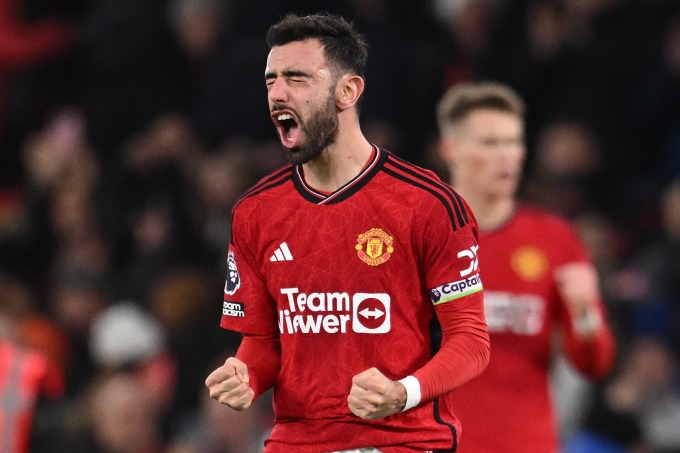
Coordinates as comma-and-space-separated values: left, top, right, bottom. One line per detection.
386, 154, 468, 226
383, 166, 459, 231
233, 167, 292, 212
242, 165, 292, 198
384, 156, 468, 230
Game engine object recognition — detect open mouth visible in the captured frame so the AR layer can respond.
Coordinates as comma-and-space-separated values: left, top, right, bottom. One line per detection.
272, 111, 301, 149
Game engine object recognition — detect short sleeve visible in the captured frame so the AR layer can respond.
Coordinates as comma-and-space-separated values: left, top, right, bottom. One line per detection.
220, 211, 278, 335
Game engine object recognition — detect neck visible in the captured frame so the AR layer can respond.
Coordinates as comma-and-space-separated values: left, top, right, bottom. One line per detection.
302, 121, 373, 192
454, 186, 516, 231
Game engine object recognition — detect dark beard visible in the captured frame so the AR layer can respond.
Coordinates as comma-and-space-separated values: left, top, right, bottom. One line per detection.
284, 92, 339, 165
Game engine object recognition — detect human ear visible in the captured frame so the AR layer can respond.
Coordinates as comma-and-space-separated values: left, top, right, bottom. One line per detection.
438, 136, 456, 164
336, 74, 364, 111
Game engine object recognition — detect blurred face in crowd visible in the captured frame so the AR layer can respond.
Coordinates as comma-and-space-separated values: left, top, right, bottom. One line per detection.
266, 39, 340, 164
441, 108, 525, 202
91, 374, 161, 453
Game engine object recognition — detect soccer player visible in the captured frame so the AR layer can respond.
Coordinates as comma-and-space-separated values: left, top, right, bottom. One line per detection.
205, 12, 490, 453
436, 81, 616, 452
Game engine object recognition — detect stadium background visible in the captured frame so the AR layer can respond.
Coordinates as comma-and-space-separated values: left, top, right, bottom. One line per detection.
0, 0, 679, 451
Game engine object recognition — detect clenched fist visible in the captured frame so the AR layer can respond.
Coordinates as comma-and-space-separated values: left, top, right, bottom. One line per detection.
347, 367, 407, 420
205, 357, 254, 411
554, 262, 602, 337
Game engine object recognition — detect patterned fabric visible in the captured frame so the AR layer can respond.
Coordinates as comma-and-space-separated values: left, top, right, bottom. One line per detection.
221, 147, 481, 453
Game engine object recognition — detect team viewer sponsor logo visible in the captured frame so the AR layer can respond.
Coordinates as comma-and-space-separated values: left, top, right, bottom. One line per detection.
278, 288, 391, 334
224, 250, 241, 295
429, 273, 482, 305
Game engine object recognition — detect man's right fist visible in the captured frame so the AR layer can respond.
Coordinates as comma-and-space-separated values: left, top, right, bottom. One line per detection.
205, 357, 254, 410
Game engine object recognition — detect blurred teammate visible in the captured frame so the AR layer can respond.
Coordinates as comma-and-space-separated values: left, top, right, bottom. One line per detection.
205, 12, 490, 453
436, 81, 616, 452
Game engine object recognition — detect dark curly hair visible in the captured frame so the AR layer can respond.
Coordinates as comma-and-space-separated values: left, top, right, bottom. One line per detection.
266, 12, 368, 79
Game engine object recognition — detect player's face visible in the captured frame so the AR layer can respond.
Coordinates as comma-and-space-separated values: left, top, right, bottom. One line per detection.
443, 109, 525, 201
265, 39, 339, 165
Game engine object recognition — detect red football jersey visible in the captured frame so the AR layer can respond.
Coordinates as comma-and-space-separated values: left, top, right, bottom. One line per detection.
221, 147, 483, 453
448, 204, 615, 453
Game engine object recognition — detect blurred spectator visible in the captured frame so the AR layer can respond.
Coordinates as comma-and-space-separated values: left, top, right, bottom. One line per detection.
168, 353, 273, 453
566, 335, 680, 453
433, 0, 499, 88
479, 0, 660, 203
190, 139, 257, 262
80, 0, 190, 160
1, 107, 105, 282
0, 0, 77, 187
148, 266, 233, 414
0, 271, 66, 453
47, 260, 111, 396
564, 386, 648, 453
167, 0, 230, 64
609, 179, 680, 349
171, 0, 301, 147
89, 301, 176, 412
84, 372, 169, 453
523, 119, 614, 219
102, 113, 212, 302
631, 8, 680, 185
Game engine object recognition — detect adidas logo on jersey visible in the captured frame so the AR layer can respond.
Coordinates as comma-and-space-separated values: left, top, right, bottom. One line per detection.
270, 242, 293, 262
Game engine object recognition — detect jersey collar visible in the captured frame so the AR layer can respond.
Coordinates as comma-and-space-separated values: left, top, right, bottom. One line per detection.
292, 145, 387, 205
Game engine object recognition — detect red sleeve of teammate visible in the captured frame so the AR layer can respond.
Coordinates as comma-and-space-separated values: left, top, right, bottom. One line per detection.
552, 221, 616, 380
562, 305, 616, 380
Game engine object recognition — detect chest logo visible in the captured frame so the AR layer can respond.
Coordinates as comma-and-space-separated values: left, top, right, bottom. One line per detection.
355, 228, 394, 266
511, 246, 548, 281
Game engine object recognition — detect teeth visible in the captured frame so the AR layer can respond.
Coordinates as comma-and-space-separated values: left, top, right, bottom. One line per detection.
277, 113, 292, 121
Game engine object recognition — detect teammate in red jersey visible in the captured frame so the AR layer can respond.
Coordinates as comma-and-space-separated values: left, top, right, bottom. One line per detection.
204, 12, 490, 453
436, 81, 617, 453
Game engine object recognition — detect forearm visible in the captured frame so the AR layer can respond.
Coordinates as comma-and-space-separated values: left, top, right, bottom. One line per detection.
555, 262, 617, 379
235, 332, 281, 399
563, 308, 616, 380
411, 294, 490, 403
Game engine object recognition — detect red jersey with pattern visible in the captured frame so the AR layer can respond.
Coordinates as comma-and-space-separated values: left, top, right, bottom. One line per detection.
221, 147, 483, 453
448, 204, 615, 453
0, 341, 65, 453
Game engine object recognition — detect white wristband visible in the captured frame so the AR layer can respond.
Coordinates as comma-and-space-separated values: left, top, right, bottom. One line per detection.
573, 309, 602, 337
398, 375, 421, 412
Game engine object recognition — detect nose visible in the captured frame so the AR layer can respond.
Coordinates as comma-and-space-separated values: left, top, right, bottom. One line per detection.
268, 78, 288, 105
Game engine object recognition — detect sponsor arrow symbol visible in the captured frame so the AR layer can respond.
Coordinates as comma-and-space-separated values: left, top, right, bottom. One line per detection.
359, 307, 384, 319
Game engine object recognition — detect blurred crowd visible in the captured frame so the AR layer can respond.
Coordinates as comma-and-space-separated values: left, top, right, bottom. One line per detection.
0, 0, 680, 452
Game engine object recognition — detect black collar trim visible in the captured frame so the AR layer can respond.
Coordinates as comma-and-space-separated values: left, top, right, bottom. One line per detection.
293, 145, 387, 205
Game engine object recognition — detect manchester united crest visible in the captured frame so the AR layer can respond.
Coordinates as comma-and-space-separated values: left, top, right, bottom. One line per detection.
355, 228, 394, 266
511, 246, 548, 281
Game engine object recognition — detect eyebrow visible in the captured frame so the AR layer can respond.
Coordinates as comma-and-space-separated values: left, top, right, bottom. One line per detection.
265, 69, 312, 80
